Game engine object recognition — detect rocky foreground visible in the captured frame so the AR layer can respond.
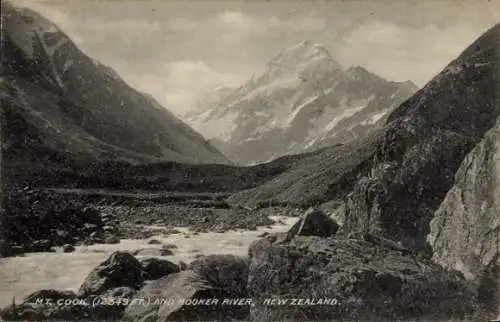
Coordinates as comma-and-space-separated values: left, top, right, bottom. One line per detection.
0, 187, 303, 257
0, 210, 496, 321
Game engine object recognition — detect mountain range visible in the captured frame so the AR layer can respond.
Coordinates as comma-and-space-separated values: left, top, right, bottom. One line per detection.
1, 2, 499, 319
228, 22, 500, 272
186, 40, 418, 165
1, 1, 230, 173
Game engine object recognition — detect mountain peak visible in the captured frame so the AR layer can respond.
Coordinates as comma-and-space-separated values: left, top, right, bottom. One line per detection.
290, 39, 329, 54
266, 40, 340, 72
245, 40, 343, 87
345, 66, 372, 79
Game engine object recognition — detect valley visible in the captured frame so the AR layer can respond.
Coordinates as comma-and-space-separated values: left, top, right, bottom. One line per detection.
1, 1, 499, 322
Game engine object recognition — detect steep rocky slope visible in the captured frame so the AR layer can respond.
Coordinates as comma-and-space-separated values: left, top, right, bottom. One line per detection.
230, 24, 500, 258
427, 117, 500, 316
342, 23, 500, 255
186, 40, 417, 165
427, 118, 500, 281
1, 2, 229, 170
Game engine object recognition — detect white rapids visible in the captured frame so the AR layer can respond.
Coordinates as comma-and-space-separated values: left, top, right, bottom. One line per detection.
0, 216, 298, 308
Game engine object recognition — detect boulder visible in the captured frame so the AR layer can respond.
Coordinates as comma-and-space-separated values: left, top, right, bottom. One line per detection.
248, 236, 478, 321
82, 207, 103, 223
160, 248, 174, 256
165, 228, 182, 235
23, 289, 77, 303
0, 291, 91, 321
62, 244, 75, 253
94, 237, 106, 244
78, 251, 146, 298
104, 235, 120, 244
140, 258, 180, 280
103, 225, 117, 232
123, 255, 250, 321
29, 240, 54, 253
187, 255, 249, 297
133, 247, 174, 257
10, 245, 25, 256
82, 239, 95, 246
89, 231, 101, 239
178, 261, 188, 271
147, 239, 162, 245
92, 286, 137, 320
286, 208, 339, 240
0, 239, 11, 257
84, 223, 99, 230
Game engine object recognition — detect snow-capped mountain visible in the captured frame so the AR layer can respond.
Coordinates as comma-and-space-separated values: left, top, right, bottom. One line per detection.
186, 40, 418, 165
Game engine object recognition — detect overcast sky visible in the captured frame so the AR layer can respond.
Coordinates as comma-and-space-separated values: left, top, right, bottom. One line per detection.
13, 0, 500, 115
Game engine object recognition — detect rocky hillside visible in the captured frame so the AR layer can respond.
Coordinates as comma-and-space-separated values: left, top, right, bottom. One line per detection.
341, 23, 500, 255
427, 117, 499, 280
1, 1, 229, 171
229, 24, 500, 255
1, 212, 492, 321
186, 40, 417, 165
427, 117, 500, 315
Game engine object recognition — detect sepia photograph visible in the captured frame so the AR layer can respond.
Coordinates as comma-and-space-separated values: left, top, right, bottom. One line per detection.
0, 0, 499, 321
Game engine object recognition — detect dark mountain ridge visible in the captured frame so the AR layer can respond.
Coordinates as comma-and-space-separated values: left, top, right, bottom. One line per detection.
1, 1, 229, 172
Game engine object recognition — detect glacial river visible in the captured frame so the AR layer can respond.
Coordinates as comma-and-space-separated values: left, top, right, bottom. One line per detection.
0, 216, 298, 308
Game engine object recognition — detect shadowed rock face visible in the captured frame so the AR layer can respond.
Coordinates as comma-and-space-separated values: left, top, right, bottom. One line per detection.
247, 236, 478, 321
341, 23, 500, 254
286, 208, 339, 240
428, 118, 500, 280
123, 255, 250, 322
1, 1, 229, 170
427, 118, 500, 316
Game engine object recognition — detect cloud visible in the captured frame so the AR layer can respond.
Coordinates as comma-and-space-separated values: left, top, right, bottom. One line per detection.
12, 1, 495, 116
166, 11, 327, 39
168, 17, 199, 32
12, 0, 85, 44
82, 18, 162, 34
337, 20, 483, 85
122, 60, 244, 116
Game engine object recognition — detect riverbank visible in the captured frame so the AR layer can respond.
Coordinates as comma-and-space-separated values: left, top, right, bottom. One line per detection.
0, 216, 298, 308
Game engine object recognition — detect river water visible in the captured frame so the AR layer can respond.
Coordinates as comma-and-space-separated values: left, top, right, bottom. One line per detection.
0, 216, 298, 308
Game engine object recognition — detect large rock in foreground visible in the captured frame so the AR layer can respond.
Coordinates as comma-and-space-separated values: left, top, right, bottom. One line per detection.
286, 208, 339, 240
140, 258, 180, 280
78, 251, 145, 298
123, 255, 250, 321
248, 236, 479, 321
